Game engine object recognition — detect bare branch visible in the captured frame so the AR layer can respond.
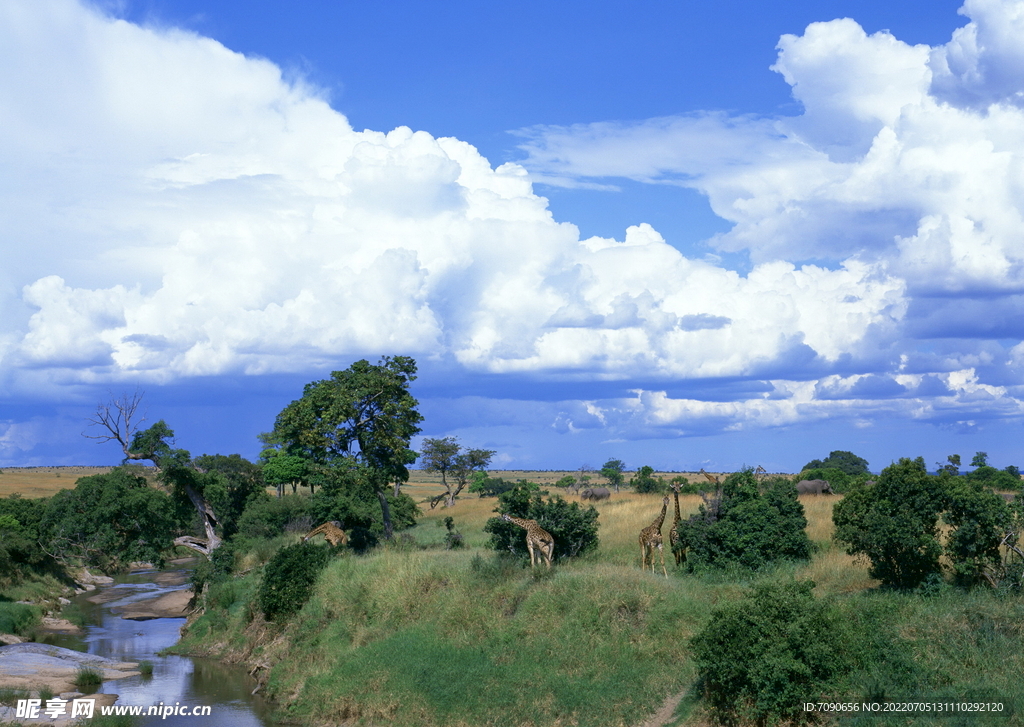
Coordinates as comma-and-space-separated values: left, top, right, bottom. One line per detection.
83, 390, 146, 459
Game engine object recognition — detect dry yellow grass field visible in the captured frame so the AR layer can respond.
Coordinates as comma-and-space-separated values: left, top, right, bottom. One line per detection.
0, 466, 114, 498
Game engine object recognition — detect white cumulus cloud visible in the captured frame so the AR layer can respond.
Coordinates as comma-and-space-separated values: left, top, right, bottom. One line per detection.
6, 0, 1024, 446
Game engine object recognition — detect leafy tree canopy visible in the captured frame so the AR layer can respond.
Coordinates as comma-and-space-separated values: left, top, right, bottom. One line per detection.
420, 436, 495, 507
833, 457, 947, 589
269, 356, 423, 539
802, 450, 870, 476
40, 467, 179, 573
600, 458, 626, 491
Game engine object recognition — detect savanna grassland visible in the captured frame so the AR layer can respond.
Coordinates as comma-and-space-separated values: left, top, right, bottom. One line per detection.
170, 479, 1024, 727
0, 466, 114, 498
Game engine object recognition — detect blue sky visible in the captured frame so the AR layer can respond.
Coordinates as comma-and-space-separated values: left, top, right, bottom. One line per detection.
2, 0, 1024, 474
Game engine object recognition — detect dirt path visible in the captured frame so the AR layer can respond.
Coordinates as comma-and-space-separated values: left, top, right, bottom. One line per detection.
636, 690, 688, 727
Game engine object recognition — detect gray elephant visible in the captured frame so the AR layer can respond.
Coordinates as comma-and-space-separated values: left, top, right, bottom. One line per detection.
795, 479, 834, 495
580, 487, 611, 501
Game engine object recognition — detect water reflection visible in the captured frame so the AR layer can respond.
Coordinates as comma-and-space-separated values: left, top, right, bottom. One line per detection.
55, 568, 277, 726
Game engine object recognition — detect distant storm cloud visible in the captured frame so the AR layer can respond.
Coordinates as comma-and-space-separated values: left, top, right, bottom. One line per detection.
3, 0, 1024, 444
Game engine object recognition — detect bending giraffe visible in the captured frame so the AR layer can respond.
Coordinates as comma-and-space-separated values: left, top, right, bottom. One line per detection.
698, 468, 720, 486
303, 521, 348, 547
668, 482, 683, 566
639, 496, 669, 577
502, 514, 555, 568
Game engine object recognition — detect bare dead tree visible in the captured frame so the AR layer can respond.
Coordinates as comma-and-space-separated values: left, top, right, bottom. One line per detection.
84, 390, 150, 462
83, 391, 221, 559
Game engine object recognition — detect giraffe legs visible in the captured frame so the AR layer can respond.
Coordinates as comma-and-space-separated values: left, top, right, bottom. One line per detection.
655, 543, 667, 578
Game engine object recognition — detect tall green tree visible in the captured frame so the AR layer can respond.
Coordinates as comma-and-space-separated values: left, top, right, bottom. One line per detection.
261, 450, 311, 498
601, 458, 626, 493
270, 356, 423, 539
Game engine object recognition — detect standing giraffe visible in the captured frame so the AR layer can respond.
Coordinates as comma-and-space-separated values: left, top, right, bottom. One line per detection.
668, 483, 683, 566
501, 514, 555, 568
639, 496, 669, 577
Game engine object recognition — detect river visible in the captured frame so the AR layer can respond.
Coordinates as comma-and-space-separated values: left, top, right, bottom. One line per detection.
42, 565, 277, 726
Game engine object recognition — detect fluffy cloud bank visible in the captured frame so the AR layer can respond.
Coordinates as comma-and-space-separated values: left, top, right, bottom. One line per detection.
515, 0, 1024, 434
2, 0, 1023, 451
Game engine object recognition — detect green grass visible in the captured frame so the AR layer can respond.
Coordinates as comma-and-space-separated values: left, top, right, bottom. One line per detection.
0, 687, 29, 706
0, 602, 40, 636
74, 666, 103, 691
171, 494, 1024, 726
138, 660, 154, 677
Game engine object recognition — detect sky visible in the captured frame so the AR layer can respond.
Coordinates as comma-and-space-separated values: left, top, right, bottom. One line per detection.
2, 0, 1024, 474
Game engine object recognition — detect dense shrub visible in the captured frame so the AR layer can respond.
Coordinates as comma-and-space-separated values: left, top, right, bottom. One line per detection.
965, 464, 1022, 492
258, 541, 331, 620
484, 485, 599, 561
691, 580, 854, 725
469, 476, 528, 498
306, 464, 418, 544
190, 541, 236, 598
803, 450, 870, 476
832, 457, 946, 590
674, 469, 810, 571
40, 467, 178, 573
630, 465, 664, 494
0, 495, 51, 585
235, 494, 310, 543
943, 477, 1013, 587
0, 602, 41, 636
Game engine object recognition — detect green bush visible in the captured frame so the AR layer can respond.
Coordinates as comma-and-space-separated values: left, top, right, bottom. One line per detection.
235, 494, 309, 542
441, 517, 464, 550
943, 477, 1013, 588
833, 457, 946, 590
0, 602, 41, 635
258, 541, 331, 620
39, 467, 177, 573
630, 465, 664, 494
690, 580, 854, 725
190, 541, 236, 598
306, 464, 418, 539
469, 476, 526, 497
674, 469, 811, 571
484, 485, 599, 561
803, 450, 870, 476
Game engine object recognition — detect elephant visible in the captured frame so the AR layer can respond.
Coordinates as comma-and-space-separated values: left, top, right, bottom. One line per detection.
795, 479, 835, 495
580, 487, 611, 501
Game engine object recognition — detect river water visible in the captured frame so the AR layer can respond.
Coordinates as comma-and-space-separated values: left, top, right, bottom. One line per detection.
43, 566, 276, 726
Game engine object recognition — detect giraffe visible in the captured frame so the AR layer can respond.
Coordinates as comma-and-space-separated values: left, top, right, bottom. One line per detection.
302, 521, 348, 547
668, 482, 683, 566
501, 513, 555, 568
639, 496, 669, 577
699, 468, 720, 486
754, 465, 767, 482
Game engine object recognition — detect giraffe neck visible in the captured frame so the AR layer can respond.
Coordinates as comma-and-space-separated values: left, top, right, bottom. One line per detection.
505, 515, 532, 530
652, 502, 667, 530
672, 489, 681, 523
